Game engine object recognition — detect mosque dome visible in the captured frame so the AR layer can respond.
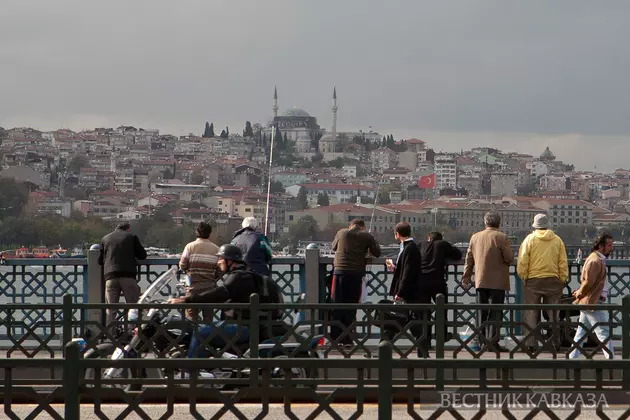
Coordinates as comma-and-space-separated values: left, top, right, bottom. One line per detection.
540, 146, 556, 161
319, 133, 334, 143
283, 107, 311, 118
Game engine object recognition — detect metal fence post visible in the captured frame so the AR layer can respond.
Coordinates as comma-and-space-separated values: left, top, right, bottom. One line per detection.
62, 294, 74, 352
249, 293, 260, 359
86, 246, 104, 336
304, 245, 321, 321
378, 340, 393, 420
623, 296, 630, 388
435, 294, 445, 391
64, 341, 81, 420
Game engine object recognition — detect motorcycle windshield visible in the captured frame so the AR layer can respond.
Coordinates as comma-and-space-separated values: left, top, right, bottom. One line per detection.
137, 266, 178, 304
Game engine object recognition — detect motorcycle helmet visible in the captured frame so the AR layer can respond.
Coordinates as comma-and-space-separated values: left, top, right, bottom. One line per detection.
217, 244, 244, 262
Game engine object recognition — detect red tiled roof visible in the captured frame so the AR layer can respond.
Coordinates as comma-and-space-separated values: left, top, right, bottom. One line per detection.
298, 183, 375, 191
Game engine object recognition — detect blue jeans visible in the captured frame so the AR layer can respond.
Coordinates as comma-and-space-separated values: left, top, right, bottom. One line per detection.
569, 310, 614, 359
186, 321, 250, 358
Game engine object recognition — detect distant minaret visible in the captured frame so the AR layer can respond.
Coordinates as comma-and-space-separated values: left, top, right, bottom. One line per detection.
273, 86, 278, 118
332, 86, 338, 143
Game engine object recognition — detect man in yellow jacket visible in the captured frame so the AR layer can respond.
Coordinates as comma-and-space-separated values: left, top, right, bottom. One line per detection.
517, 214, 568, 351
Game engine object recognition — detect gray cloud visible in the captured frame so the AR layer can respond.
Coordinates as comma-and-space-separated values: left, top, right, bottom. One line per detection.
1, 0, 629, 169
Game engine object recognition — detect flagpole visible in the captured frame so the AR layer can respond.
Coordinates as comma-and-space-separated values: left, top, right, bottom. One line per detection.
264, 126, 276, 236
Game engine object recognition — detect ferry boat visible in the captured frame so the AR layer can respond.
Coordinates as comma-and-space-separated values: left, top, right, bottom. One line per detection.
70, 246, 85, 258
50, 246, 69, 258
32, 247, 50, 259
15, 247, 33, 258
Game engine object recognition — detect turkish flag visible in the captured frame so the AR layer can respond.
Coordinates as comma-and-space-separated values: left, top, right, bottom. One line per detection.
417, 173, 435, 189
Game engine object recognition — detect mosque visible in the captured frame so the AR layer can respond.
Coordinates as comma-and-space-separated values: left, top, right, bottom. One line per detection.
265, 87, 338, 155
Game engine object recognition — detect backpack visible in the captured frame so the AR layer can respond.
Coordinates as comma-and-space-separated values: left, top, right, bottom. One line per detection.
250, 270, 284, 320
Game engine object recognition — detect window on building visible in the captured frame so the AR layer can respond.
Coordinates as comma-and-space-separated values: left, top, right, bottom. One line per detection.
560, 218, 565, 223
568, 218, 573, 224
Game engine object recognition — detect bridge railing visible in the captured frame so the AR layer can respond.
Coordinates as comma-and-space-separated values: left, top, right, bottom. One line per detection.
1, 247, 630, 350
3, 344, 630, 419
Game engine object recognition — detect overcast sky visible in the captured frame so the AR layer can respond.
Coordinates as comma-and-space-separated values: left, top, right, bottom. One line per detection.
1, 1, 629, 171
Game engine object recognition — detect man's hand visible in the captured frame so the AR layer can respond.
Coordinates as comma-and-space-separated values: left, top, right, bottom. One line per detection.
167, 297, 186, 304
461, 278, 473, 291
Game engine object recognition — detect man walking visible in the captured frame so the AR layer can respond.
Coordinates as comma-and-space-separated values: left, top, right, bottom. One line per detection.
419, 231, 462, 343
517, 214, 568, 352
231, 217, 273, 277
179, 222, 220, 321
331, 219, 381, 345
462, 211, 514, 351
387, 222, 424, 355
98, 222, 147, 328
569, 233, 614, 359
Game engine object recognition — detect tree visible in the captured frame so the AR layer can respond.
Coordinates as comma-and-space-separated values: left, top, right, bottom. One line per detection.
274, 126, 284, 149
297, 187, 309, 210
243, 121, 254, 137
203, 122, 212, 138
0, 179, 28, 219
162, 168, 174, 180
225, 126, 230, 137
270, 181, 285, 194
386, 134, 395, 150
288, 215, 319, 245
209, 123, 215, 137
220, 129, 227, 138
190, 168, 204, 185
67, 155, 90, 174
317, 193, 330, 206
328, 157, 345, 169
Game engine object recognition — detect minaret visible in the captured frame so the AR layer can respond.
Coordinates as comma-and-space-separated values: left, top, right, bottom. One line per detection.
332, 86, 338, 143
273, 86, 278, 118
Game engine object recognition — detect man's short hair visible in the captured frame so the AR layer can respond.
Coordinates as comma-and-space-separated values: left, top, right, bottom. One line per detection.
395, 222, 412, 238
591, 232, 613, 253
484, 211, 501, 228
196, 222, 212, 239
428, 231, 443, 241
117, 222, 130, 231
349, 219, 365, 228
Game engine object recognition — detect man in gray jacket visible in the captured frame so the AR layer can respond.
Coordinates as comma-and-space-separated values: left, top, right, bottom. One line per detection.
98, 222, 147, 327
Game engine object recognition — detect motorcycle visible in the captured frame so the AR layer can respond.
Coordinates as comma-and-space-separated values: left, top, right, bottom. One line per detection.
83, 267, 326, 390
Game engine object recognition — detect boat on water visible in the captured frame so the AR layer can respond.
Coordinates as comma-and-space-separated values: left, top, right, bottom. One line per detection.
32, 247, 50, 259
14, 247, 33, 258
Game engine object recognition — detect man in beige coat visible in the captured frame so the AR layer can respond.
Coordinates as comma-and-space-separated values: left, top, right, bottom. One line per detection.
569, 232, 614, 359
462, 211, 514, 351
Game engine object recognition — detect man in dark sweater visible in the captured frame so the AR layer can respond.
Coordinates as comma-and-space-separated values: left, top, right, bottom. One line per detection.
418, 231, 462, 343
98, 223, 147, 327
330, 219, 381, 345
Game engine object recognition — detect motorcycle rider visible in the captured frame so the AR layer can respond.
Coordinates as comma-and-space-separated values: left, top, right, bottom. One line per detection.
167, 244, 284, 360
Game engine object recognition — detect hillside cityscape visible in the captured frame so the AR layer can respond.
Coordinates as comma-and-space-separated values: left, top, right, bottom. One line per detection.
0, 88, 628, 253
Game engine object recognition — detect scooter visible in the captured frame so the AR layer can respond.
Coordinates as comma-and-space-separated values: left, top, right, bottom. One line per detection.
83, 267, 326, 390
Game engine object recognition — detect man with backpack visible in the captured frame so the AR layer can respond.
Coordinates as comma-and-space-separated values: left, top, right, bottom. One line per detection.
168, 244, 284, 359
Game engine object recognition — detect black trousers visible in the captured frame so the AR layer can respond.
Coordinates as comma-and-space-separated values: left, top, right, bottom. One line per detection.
330, 271, 364, 344
476, 288, 505, 345
417, 283, 449, 343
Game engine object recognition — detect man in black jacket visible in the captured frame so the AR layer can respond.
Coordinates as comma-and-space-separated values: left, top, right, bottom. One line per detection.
418, 231, 462, 343
168, 244, 284, 359
387, 222, 426, 356
98, 223, 147, 327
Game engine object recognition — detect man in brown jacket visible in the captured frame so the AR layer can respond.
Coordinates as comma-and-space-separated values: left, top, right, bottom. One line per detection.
462, 211, 514, 351
330, 219, 381, 345
569, 232, 614, 359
